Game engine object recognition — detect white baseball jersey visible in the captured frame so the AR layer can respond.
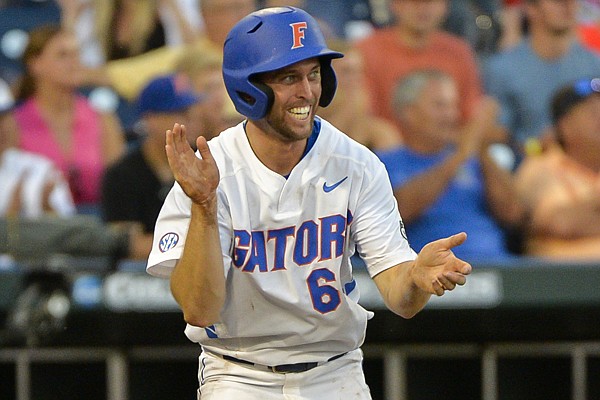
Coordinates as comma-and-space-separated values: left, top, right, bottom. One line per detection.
147, 117, 416, 366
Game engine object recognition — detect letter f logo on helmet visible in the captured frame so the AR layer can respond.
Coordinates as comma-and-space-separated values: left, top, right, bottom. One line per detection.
290, 22, 307, 49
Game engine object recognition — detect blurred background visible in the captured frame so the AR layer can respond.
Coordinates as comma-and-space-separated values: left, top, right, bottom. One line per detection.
2, 1, 600, 399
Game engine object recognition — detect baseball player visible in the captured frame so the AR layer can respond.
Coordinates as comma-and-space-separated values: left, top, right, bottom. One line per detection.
147, 7, 472, 400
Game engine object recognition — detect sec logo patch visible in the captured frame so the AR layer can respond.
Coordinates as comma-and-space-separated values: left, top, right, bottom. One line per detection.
159, 232, 179, 252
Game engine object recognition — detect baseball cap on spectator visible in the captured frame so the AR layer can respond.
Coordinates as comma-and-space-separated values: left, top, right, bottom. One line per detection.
137, 74, 204, 115
551, 78, 600, 123
0, 78, 14, 114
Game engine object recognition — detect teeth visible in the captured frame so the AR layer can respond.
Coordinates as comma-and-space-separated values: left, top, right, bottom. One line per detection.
289, 106, 310, 119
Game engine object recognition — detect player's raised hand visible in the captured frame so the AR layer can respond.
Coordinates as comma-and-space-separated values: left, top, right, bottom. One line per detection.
166, 123, 220, 206
412, 232, 472, 296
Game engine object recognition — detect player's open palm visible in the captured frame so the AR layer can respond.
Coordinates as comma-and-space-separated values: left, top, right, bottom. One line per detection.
166, 123, 220, 206
412, 232, 472, 296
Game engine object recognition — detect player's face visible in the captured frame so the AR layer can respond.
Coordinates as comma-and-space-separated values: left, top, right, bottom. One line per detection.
257, 58, 322, 142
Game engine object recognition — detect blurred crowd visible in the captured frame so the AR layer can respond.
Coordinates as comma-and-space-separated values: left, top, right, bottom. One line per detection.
2, 0, 600, 269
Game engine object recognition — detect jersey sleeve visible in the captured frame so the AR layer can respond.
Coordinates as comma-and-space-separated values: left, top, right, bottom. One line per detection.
146, 182, 192, 278
146, 180, 233, 279
351, 158, 417, 278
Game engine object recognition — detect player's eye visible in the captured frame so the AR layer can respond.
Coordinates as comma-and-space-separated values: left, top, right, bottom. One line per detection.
281, 74, 297, 84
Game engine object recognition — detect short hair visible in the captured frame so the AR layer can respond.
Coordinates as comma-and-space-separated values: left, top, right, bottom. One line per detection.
391, 69, 453, 113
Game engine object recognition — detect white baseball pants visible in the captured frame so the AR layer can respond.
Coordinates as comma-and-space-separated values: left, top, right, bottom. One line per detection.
196, 348, 372, 400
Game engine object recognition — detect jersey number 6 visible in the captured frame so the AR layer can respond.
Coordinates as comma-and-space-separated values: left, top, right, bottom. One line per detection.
307, 268, 341, 314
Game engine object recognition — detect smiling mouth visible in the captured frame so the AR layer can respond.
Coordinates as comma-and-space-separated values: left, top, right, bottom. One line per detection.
288, 106, 311, 120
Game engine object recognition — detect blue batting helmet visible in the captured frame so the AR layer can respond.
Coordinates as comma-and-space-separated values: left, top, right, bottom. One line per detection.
222, 7, 343, 120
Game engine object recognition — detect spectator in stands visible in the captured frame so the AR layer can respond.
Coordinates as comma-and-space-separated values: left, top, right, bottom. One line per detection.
353, 0, 483, 134
0, 77, 75, 218
101, 74, 202, 258
496, 0, 527, 50
175, 46, 242, 141
77, 0, 256, 102
515, 78, 600, 260
442, 0, 502, 55
493, 0, 600, 53
377, 69, 524, 262
0, 47, 145, 265
317, 40, 402, 151
483, 0, 600, 160
58, 0, 200, 67
7, 25, 126, 211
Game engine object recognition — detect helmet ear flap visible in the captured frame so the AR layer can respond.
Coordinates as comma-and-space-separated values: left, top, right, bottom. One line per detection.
319, 59, 337, 108
227, 79, 273, 120
250, 79, 275, 118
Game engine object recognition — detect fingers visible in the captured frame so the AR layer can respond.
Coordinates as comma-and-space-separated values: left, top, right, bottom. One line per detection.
172, 123, 187, 153
166, 123, 185, 150
165, 125, 176, 151
432, 280, 445, 296
432, 270, 469, 296
458, 262, 472, 275
437, 232, 467, 250
196, 135, 214, 162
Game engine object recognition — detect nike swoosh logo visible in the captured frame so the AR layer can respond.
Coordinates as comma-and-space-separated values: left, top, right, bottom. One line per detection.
323, 176, 348, 193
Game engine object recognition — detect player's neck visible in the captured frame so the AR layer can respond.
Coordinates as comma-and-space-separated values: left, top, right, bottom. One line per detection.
245, 121, 307, 176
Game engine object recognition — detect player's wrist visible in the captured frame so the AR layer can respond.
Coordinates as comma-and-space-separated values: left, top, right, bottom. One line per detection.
190, 199, 218, 224
408, 258, 431, 294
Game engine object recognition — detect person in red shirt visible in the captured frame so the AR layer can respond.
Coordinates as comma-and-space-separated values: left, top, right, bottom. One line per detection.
353, 0, 482, 136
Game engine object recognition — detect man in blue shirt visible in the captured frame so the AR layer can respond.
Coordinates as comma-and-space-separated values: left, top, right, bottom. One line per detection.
378, 69, 525, 263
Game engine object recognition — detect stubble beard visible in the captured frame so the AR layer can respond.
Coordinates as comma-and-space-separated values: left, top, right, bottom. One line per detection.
262, 106, 317, 143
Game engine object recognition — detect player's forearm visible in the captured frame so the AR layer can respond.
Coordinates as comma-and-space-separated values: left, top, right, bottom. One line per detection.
170, 202, 225, 327
373, 261, 431, 319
